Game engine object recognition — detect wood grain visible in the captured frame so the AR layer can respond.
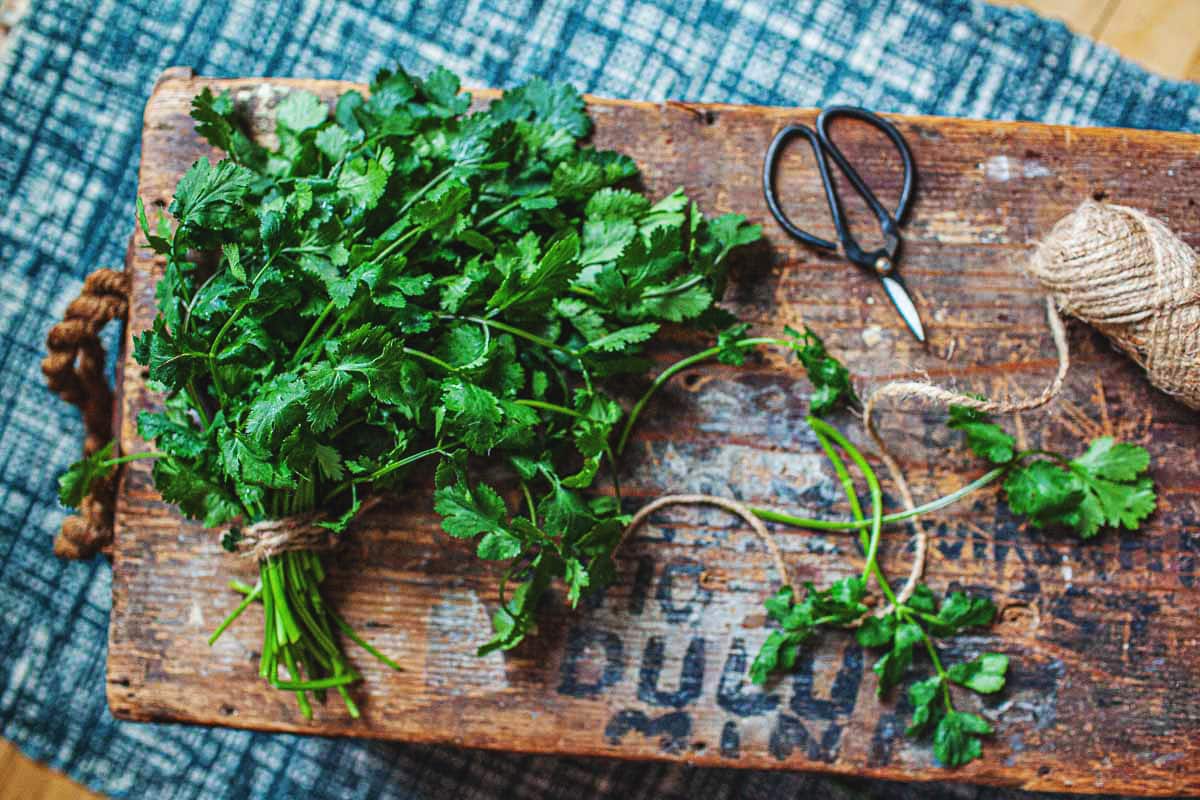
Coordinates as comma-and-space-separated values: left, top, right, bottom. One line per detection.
109, 69, 1200, 797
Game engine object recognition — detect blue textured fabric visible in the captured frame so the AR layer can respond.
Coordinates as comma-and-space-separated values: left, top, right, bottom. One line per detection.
0, 1, 1196, 798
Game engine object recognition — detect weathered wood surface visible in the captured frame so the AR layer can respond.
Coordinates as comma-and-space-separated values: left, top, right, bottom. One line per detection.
109, 68, 1200, 796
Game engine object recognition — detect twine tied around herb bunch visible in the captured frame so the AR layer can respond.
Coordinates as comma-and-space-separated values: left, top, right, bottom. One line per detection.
232, 497, 383, 561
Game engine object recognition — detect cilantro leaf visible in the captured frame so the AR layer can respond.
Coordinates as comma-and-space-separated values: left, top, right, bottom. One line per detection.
276, 90, 329, 133
926, 592, 996, 636
58, 440, 116, 509
786, 325, 857, 416
716, 322, 752, 366
934, 711, 992, 768
906, 675, 944, 736
1002, 437, 1156, 539
433, 477, 508, 539
171, 158, 254, 229
948, 405, 1015, 464
947, 653, 1008, 694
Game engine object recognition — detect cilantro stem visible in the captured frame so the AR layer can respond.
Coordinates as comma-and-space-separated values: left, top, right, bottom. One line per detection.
101, 451, 166, 467
396, 166, 455, 217
327, 607, 404, 672
453, 316, 577, 357
185, 381, 211, 430
401, 346, 457, 373
476, 194, 537, 228
750, 466, 1008, 531
271, 673, 359, 691
208, 581, 262, 645
515, 398, 584, 419
207, 254, 280, 392
900, 607, 953, 707
279, 643, 314, 719
641, 273, 705, 299
616, 336, 791, 455
806, 417, 890, 598
293, 300, 338, 365
324, 445, 449, 502
520, 479, 537, 526
811, 426, 898, 607
811, 429, 868, 553
372, 224, 423, 265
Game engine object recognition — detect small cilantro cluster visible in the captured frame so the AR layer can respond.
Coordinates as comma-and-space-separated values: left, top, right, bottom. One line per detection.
950, 406, 1155, 538
63, 67, 761, 716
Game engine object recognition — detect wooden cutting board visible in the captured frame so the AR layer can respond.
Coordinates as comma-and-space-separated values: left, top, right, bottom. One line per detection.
108, 67, 1200, 797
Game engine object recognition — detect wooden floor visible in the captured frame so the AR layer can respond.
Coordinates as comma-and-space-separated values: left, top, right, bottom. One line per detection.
993, 0, 1200, 80
0, 1, 1196, 799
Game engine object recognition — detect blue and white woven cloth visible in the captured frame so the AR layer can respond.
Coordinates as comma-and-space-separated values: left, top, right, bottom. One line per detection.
1, 2, 1196, 798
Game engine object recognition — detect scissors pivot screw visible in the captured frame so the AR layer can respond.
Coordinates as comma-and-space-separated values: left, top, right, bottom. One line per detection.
874, 256, 893, 276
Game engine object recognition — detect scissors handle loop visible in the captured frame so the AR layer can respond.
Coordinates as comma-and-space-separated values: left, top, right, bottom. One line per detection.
762, 106, 916, 271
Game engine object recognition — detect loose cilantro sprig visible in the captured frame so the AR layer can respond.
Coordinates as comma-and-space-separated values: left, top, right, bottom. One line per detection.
58, 66, 762, 717
949, 405, 1156, 539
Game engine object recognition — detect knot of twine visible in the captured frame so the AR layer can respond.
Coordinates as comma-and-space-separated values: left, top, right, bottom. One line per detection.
43, 268, 130, 560
232, 497, 382, 560
1024, 200, 1200, 411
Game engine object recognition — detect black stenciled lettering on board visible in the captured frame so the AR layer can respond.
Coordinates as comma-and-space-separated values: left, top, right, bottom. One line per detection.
557, 626, 624, 699
933, 521, 962, 561
604, 709, 692, 754
868, 706, 907, 767
1120, 527, 1165, 573
790, 643, 862, 720
1177, 508, 1200, 588
991, 515, 1030, 570
719, 720, 741, 759
656, 560, 713, 624
638, 636, 705, 708
717, 638, 780, 717
628, 556, 655, 615
768, 714, 842, 763
1180, 525, 1198, 588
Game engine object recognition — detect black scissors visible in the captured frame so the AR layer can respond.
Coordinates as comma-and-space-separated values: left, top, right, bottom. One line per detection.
762, 106, 925, 343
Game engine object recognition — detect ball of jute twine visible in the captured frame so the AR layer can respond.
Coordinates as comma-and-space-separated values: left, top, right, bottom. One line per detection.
1024, 200, 1200, 411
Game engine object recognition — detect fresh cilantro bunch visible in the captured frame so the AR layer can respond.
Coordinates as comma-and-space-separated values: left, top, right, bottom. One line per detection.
62, 66, 761, 716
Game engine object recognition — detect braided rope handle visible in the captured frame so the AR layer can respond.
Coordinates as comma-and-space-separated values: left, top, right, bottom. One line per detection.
42, 268, 131, 559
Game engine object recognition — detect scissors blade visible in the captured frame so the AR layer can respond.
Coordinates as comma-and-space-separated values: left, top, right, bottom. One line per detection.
879, 275, 926, 343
